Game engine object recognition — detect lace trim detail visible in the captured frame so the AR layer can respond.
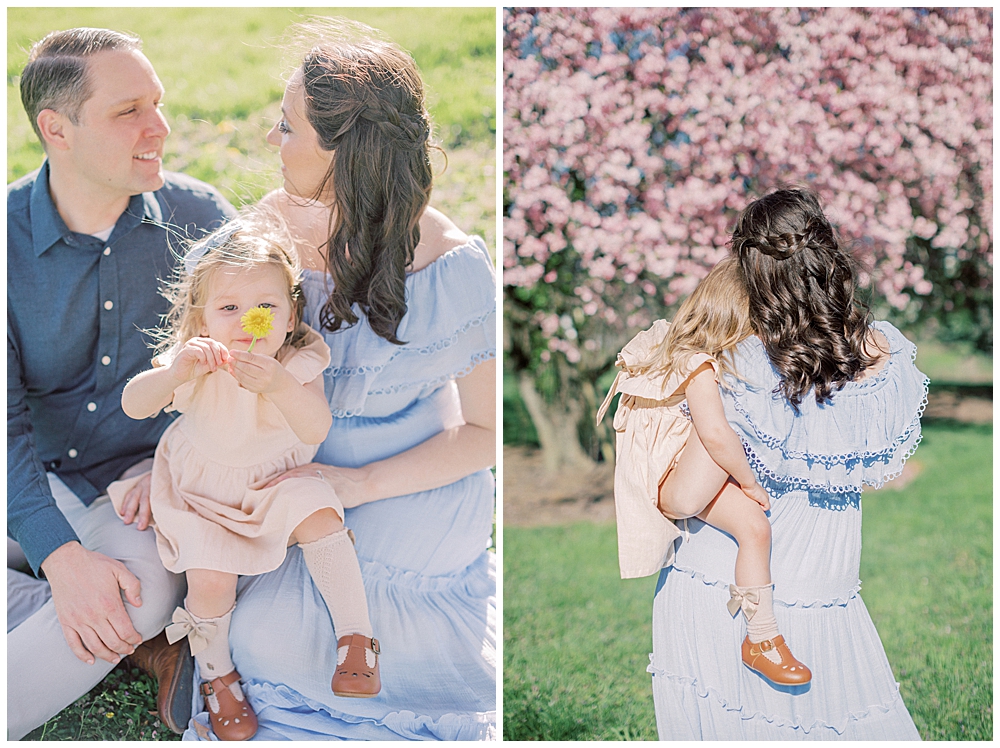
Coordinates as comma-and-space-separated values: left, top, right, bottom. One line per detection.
646, 657, 907, 735
729, 373, 929, 467
329, 349, 496, 418
327, 309, 494, 379
742, 412, 924, 497
367, 350, 496, 396
670, 564, 861, 608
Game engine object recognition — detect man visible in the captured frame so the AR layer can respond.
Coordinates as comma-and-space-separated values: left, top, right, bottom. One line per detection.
8, 28, 236, 739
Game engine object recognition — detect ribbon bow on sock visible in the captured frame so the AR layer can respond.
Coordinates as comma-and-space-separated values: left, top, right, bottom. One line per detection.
727, 585, 760, 620
164, 607, 217, 655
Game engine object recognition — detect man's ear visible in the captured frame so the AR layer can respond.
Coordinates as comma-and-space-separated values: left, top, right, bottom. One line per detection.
36, 109, 72, 152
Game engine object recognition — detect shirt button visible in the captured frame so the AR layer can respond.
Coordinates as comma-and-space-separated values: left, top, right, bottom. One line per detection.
87, 402, 97, 412
101, 356, 111, 365
104, 300, 113, 310
68, 449, 78, 458
103, 247, 111, 256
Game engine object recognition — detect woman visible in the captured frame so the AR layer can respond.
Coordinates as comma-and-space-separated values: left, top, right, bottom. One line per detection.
185, 23, 496, 740
649, 189, 926, 739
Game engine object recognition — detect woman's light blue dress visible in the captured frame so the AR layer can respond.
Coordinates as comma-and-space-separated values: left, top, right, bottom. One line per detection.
184, 238, 497, 741
649, 321, 928, 740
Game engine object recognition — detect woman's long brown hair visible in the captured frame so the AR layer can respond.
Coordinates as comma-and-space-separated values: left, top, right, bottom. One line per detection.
731, 189, 880, 410
296, 21, 434, 344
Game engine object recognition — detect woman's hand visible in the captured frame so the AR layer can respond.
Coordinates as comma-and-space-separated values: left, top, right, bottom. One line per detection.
227, 350, 289, 394
263, 462, 370, 508
169, 337, 230, 383
741, 482, 771, 512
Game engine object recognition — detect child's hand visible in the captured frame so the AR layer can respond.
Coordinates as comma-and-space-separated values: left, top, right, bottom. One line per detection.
169, 338, 231, 383
227, 350, 290, 394
741, 482, 771, 512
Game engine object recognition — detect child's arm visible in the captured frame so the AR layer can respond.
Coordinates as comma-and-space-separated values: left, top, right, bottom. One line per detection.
685, 363, 771, 511
227, 350, 332, 444
122, 337, 231, 419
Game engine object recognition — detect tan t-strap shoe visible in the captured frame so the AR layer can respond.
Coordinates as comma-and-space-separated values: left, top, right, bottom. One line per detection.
201, 670, 258, 740
332, 634, 382, 698
741, 634, 812, 685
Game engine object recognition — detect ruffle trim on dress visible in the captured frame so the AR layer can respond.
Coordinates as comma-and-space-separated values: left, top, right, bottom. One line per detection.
327, 308, 494, 379
358, 552, 497, 594
367, 349, 497, 397
723, 322, 929, 467
671, 564, 861, 608
741, 421, 924, 497
298, 238, 496, 418
327, 347, 496, 418
645, 658, 907, 736
187, 681, 495, 741
728, 390, 928, 468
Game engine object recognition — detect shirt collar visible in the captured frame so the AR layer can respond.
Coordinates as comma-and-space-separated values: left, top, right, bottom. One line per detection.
29, 160, 165, 257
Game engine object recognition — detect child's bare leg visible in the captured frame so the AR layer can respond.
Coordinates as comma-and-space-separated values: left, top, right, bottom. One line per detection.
693, 468, 812, 682
185, 569, 238, 619
290, 508, 344, 545
658, 428, 731, 520
697, 481, 772, 587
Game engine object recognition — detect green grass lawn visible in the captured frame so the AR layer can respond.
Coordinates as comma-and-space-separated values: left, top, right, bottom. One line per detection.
8, 8, 496, 248
503, 421, 993, 741
10, 8, 494, 740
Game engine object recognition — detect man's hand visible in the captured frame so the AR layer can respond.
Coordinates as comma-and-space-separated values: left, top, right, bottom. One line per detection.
40, 541, 143, 665
117, 458, 153, 531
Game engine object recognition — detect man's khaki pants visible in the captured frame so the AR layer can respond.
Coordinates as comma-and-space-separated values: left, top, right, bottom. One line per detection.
7, 474, 183, 740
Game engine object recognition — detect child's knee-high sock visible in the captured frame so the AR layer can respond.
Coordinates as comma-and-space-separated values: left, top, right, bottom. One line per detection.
300, 528, 373, 639
172, 603, 246, 709
188, 604, 237, 680
731, 583, 782, 663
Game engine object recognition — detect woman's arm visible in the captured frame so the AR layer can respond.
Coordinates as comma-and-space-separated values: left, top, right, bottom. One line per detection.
685, 363, 770, 510
264, 358, 497, 504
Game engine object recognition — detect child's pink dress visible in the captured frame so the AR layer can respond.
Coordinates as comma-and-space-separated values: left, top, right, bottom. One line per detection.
110, 328, 342, 576
597, 319, 719, 579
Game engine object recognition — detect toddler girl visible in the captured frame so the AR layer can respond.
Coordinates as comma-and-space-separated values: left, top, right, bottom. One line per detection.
109, 211, 381, 741
598, 257, 810, 686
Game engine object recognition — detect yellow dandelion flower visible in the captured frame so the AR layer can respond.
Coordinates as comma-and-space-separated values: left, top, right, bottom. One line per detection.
241, 306, 275, 352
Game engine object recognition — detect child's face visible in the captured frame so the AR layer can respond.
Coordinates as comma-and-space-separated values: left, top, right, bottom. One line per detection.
200, 264, 296, 357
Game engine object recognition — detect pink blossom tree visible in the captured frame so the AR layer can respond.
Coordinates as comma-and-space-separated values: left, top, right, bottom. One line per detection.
504, 7, 992, 471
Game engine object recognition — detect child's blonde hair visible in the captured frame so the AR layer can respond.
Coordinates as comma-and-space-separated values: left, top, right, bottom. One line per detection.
153, 207, 309, 357
637, 257, 753, 386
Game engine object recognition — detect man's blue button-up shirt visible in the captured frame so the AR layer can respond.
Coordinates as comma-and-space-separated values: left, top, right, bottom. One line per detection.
8, 162, 236, 574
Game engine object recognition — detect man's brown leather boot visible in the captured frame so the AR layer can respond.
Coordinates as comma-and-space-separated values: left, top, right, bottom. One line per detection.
124, 631, 195, 734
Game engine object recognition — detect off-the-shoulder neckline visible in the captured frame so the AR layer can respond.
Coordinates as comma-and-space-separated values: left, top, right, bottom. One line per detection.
301, 236, 486, 282
741, 321, 908, 392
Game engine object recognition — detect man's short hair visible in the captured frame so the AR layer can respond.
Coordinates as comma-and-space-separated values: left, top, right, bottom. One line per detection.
20, 27, 142, 144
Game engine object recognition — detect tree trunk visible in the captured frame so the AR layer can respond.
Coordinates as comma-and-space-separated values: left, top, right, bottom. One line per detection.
517, 372, 595, 475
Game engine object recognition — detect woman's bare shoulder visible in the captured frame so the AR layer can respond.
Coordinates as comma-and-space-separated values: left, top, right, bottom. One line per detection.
856, 327, 891, 382
410, 206, 469, 272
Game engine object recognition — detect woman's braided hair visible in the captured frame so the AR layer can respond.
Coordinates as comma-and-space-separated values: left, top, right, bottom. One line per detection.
730, 189, 879, 410
296, 21, 433, 345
